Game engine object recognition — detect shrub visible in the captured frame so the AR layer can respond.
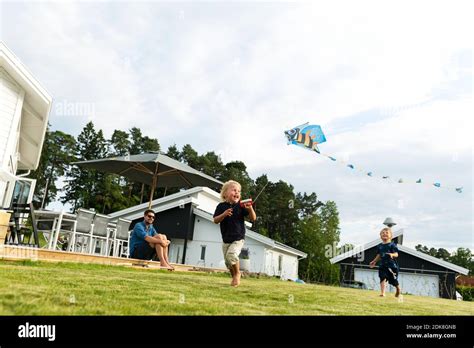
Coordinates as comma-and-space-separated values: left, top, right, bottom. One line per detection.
456, 286, 473, 301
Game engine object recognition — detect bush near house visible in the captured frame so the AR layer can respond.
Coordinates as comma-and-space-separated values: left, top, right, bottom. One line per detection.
456, 286, 473, 301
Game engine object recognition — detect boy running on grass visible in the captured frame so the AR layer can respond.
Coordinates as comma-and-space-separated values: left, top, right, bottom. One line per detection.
213, 180, 256, 287
370, 227, 402, 297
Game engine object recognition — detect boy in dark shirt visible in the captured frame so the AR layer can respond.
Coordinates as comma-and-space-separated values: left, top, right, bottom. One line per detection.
370, 227, 401, 297
213, 180, 256, 287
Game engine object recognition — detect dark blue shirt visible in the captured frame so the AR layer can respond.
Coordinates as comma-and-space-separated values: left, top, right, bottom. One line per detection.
376, 242, 399, 267
213, 201, 249, 243
129, 221, 157, 257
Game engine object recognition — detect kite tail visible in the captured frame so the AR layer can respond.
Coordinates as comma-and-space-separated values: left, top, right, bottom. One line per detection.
317, 152, 462, 193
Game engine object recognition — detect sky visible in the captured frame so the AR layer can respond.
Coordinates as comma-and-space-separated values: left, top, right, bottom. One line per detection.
1, 0, 472, 252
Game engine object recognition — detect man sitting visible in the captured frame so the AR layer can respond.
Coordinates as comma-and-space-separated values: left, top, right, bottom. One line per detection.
129, 209, 174, 269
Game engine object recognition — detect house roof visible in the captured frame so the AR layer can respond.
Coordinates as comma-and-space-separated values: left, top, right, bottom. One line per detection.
330, 229, 405, 264
0, 42, 52, 170
396, 244, 468, 275
330, 229, 469, 275
109, 195, 199, 222
193, 208, 307, 258
108, 186, 209, 220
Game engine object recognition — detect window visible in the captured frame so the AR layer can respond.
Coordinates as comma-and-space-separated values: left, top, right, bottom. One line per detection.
278, 255, 283, 272
200, 245, 206, 261
8, 178, 36, 207
11, 180, 31, 205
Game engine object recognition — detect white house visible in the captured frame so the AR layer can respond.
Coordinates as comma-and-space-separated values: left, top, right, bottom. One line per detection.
109, 186, 307, 280
0, 42, 52, 208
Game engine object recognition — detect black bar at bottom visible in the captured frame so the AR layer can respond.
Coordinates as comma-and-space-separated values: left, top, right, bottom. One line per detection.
0, 316, 472, 346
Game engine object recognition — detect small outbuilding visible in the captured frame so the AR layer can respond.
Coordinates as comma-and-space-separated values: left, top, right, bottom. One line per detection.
330, 229, 469, 299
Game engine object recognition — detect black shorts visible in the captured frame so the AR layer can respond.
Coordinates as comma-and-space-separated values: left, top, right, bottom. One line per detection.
131, 242, 156, 260
378, 265, 399, 287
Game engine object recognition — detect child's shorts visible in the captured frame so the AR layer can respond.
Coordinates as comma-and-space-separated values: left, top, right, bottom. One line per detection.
378, 265, 399, 287
222, 239, 245, 268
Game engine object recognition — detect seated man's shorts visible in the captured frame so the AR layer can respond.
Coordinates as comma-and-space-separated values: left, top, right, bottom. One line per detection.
132, 242, 156, 260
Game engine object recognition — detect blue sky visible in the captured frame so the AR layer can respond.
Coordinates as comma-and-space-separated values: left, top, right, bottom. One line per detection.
1, 0, 472, 251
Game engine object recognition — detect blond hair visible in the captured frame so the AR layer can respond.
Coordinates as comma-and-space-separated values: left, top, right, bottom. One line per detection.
380, 227, 392, 240
220, 180, 241, 201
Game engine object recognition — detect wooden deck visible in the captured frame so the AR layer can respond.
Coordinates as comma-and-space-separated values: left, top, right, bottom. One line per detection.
0, 244, 227, 273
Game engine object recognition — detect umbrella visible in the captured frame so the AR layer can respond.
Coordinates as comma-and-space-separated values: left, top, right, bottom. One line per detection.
74, 152, 223, 208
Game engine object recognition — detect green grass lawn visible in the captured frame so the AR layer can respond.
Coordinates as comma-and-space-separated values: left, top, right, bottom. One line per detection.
0, 260, 472, 315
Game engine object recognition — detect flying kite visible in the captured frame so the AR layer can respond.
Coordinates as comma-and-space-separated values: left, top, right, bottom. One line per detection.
284, 123, 326, 153
284, 122, 463, 193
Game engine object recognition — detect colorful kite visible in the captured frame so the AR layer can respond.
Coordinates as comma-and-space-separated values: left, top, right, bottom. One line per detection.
284, 122, 463, 193
285, 123, 326, 153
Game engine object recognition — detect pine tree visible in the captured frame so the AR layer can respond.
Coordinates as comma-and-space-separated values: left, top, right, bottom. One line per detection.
222, 161, 254, 198
126, 127, 160, 203
181, 144, 199, 168
30, 129, 76, 208
199, 151, 226, 181
62, 122, 108, 211
110, 130, 131, 156
264, 180, 298, 245
166, 144, 181, 161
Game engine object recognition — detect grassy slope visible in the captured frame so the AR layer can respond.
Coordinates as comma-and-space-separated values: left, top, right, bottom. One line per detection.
0, 261, 472, 315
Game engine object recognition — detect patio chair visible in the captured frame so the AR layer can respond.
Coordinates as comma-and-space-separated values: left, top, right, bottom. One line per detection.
69, 208, 96, 253
88, 213, 110, 255
7, 203, 40, 248
34, 210, 80, 250
35, 218, 55, 248
111, 218, 132, 258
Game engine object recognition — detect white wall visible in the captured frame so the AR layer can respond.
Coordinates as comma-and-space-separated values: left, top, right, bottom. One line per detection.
242, 238, 267, 273
0, 68, 24, 207
0, 182, 6, 207
195, 190, 221, 214
168, 240, 185, 264
0, 68, 22, 167
264, 250, 300, 280
189, 216, 227, 268
191, 216, 273, 271
354, 268, 440, 298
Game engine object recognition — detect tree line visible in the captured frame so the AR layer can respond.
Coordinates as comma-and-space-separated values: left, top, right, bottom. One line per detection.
29, 121, 341, 284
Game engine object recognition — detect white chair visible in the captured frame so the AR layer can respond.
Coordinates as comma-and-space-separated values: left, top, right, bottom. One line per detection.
35, 218, 56, 249
40, 211, 77, 251
89, 213, 110, 255
111, 218, 132, 258
69, 208, 95, 253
